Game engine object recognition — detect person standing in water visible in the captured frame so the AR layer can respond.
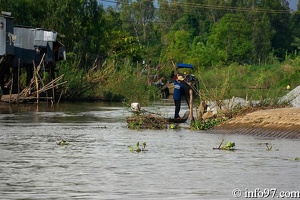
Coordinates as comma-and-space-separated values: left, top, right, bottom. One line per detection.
173, 76, 186, 119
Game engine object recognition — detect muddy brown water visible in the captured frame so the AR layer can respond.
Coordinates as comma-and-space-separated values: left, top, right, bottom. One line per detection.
0, 102, 300, 199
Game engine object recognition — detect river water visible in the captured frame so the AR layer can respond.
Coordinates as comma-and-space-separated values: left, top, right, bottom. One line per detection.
0, 102, 299, 200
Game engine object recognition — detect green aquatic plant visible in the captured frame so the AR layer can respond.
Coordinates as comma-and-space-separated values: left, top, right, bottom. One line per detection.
128, 119, 144, 129
223, 142, 235, 150
295, 157, 300, 161
170, 124, 179, 129
213, 139, 235, 151
191, 118, 224, 130
128, 142, 147, 153
129, 122, 137, 129
266, 143, 273, 151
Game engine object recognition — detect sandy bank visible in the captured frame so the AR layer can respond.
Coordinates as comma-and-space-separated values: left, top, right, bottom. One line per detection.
210, 107, 300, 139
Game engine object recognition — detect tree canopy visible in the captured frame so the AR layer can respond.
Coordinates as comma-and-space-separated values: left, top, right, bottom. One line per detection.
1, 0, 300, 69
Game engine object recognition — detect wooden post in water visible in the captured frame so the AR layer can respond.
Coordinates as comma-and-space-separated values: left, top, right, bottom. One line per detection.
9, 75, 13, 104
189, 89, 194, 122
51, 81, 55, 105
34, 65, 39, 104
17, 58, 20, 104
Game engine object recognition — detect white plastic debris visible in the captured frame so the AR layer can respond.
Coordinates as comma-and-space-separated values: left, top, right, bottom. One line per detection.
131, 102, 141, 112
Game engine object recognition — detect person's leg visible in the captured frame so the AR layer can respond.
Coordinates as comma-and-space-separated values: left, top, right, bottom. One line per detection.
174, 100, 181, 118
177, 100, 181, 118
174, 100, 178, 118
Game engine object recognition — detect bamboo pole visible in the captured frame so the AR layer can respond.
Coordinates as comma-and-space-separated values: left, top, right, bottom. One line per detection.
57, 90, 63, 105
9, 75, 13, 104
34, 65, 39, 103
7, 53, 67, 103
168, 54, 177, 74
30, 77, 65, 96
52, 81, 54, 105
189, 89, 194, 122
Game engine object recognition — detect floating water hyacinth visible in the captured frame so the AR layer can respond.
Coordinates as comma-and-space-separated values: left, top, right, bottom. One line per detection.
213, 139, 235, 151
128, 142, 147, 153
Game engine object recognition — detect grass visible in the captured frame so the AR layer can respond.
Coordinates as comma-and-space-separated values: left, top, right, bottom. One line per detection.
194, 62, 299, 103
56, 55, 300, 107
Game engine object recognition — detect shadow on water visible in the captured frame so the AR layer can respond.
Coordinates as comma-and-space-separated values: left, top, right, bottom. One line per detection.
0, 102, 300, 199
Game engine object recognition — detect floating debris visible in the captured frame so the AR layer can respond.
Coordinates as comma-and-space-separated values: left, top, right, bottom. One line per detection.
56, 140, 69, 145
127, 115, 168, 129
97, 125, 107, 129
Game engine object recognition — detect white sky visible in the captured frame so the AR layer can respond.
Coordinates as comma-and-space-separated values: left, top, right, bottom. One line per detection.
98, 0, 298, 11
288, 0, 298, 11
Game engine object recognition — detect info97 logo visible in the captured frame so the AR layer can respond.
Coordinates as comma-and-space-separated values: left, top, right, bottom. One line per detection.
232, 188, 300, 198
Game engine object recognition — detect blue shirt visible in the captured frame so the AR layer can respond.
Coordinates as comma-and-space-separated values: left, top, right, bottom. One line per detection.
173, 81, 185, 100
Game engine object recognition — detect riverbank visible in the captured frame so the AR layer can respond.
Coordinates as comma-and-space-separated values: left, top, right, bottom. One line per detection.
209, 84, 300, 139
210, 107, 300, 139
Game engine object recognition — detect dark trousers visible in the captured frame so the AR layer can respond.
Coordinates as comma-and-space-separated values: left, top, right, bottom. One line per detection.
174, 99, 181, 118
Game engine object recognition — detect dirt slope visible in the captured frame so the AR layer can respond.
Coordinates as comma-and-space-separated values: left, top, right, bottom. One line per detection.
211, 107, 300, 139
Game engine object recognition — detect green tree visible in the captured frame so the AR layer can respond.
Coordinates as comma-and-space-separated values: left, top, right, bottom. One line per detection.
131, 0, 155, 42
116, 0, 135, 36
156, 0, 172, 36
170, 14, 200, 37
204, 0, 231, 23
207, 13, 252, 64
117, 0, 155, 43
1, 0, 48, 27
290, 11, 300, 51
264, 0, 292, 60
42, 0, 107, 68
157, 0, 184, 36
251, 13, 272, 65
162, 29, 192, 62
291, 36, 300, 50
189, 37, 223, 68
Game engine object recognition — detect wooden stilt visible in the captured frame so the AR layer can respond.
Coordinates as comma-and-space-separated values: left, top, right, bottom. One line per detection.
17, 58, 20, 104
9, 74, 13, 104
51, 81, 54, 105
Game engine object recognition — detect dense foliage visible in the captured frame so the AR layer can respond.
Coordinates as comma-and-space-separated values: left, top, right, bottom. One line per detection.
1, 0, 300, 101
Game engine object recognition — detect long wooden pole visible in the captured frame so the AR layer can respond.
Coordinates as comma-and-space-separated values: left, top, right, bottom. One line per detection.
34, 65, 39, 103
170, 58, 178, 76
189, 89, 194, 122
